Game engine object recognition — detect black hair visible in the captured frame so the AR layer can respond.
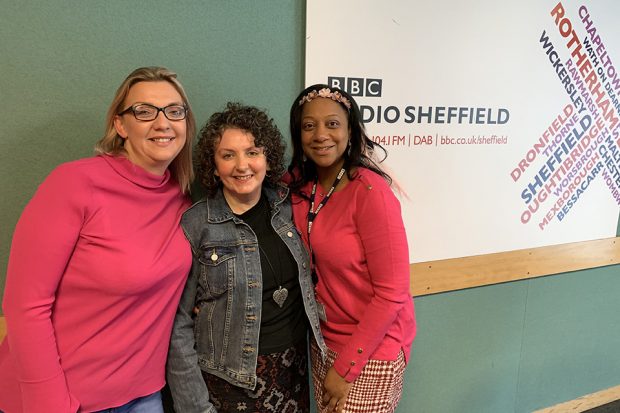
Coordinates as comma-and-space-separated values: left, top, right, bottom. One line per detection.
287, 84, 391, 195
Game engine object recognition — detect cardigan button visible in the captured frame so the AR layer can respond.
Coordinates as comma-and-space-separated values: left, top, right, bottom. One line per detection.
350, 361, 356, 366
357, 348, 363, 354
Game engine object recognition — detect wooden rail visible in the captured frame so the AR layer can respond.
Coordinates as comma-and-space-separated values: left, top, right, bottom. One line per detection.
533, 384, 620, 412
411, 237, 620, 296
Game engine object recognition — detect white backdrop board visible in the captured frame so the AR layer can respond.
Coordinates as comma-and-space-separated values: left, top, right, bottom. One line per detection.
305, 0, 620, 263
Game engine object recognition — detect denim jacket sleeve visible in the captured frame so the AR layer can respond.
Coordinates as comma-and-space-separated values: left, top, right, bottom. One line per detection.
167, 256, 217, 413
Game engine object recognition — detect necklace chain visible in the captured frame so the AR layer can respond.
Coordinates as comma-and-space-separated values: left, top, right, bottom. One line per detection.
258, 245, 288, 308
235, 196, 289, 308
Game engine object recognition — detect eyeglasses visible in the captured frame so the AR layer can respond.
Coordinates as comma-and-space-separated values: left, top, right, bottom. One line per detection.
118, 103, 188, 121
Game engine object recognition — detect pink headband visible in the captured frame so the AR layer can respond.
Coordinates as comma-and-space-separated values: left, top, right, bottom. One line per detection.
298, 87, 352, 110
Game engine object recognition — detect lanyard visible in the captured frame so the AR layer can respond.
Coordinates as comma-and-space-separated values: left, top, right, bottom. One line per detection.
307, 167, 346, 236
306, 168, 346, 284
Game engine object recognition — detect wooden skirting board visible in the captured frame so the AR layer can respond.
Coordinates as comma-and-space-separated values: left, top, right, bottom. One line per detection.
411, 236, 620, 296
533, 384, 620, 412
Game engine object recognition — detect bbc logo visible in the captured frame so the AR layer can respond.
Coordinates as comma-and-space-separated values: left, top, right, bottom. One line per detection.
327, 77, 382, 97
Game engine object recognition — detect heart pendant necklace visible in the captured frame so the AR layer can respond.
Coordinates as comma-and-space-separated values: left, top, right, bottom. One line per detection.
259, 245, 288, 308
272, 286, 289, 308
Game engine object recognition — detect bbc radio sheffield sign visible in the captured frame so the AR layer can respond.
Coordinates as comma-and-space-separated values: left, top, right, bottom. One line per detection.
305, 0, 620, 262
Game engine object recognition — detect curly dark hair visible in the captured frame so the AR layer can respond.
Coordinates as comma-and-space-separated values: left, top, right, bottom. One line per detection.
195, 102, 286, 197
287, 84, 391, 195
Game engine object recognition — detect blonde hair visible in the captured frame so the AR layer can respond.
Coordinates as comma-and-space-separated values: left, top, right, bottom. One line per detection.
95, 66, 195, 193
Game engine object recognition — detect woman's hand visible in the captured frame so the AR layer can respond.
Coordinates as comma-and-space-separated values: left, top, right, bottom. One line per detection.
322, 367, 353, 413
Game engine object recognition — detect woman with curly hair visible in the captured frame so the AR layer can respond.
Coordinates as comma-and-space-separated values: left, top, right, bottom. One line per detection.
166, 102, 326, 413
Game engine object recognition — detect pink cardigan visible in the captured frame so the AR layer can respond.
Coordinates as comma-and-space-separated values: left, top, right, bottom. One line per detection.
0, 155, 191, 412
292, 167, 416, 382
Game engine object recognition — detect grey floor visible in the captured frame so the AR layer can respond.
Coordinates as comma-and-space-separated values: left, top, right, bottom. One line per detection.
585, 400, 620, 413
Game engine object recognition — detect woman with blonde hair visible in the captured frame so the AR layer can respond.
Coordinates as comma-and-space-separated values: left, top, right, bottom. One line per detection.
0, 66, 195, 413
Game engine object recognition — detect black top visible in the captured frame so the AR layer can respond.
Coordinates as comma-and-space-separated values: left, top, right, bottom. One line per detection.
236, 193, 307, 354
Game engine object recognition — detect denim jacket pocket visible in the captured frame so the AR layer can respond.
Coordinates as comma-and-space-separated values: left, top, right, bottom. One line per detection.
198, 246, 235, 297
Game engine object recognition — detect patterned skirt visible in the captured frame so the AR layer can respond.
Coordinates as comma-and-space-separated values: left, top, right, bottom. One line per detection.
203, 340, 310, 413
310, 339, 406, 413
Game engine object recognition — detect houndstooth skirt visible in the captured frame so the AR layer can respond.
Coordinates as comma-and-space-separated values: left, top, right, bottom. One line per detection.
310, 339, 406, 413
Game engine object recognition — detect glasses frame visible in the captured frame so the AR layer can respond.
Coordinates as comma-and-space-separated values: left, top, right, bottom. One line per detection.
118, 103, 188, 121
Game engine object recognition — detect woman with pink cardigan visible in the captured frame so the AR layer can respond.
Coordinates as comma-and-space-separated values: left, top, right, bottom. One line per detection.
287, 84, 417, 413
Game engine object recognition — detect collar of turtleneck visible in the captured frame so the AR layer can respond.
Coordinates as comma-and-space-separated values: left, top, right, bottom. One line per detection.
100, 154, 172, 190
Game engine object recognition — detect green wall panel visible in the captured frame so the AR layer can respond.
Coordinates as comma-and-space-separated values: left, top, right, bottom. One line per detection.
1, 1, 303, 298
399, 283, 527, 413
516, 266, 620, 412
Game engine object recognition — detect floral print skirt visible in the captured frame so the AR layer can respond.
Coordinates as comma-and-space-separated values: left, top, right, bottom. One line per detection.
202, 340, 309, 413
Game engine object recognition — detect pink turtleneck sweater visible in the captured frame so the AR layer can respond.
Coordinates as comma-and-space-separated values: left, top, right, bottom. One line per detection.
0, 155, 191, 413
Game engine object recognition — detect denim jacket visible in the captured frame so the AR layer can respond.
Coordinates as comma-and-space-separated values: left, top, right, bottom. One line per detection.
167, 184, 326, 413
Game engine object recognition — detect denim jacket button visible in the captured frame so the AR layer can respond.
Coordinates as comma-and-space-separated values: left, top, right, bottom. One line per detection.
287, 231, 293, 237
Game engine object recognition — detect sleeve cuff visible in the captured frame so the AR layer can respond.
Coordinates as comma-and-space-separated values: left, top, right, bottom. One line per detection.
332, 346, 369, 382
20, 370, 80, 413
